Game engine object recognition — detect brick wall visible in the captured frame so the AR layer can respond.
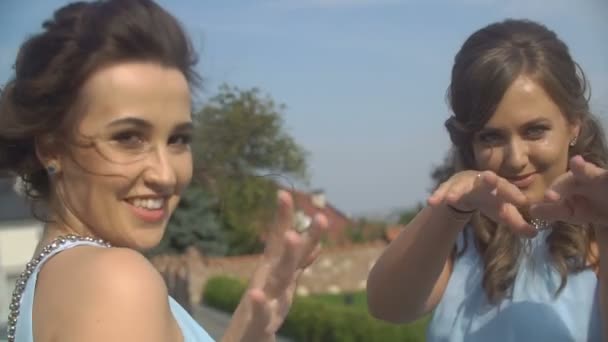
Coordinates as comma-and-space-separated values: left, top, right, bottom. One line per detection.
151, 241, 387, 311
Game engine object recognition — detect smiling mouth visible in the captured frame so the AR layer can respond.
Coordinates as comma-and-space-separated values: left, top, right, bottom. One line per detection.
124, 197, 168, 222
126, 197, 165, 210
506, 173, 537, 188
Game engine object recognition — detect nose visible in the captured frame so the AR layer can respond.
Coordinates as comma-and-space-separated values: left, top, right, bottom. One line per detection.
504, 137, 528, 173
142, 146, 177, 192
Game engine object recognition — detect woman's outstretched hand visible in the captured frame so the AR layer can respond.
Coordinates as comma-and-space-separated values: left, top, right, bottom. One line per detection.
428, 170, 533, 236
222, 190, 329, 342
531, 155, 608, 227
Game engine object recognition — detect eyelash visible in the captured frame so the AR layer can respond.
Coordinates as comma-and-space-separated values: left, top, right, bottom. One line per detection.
525, 125, 549, 138
112, 131, 144, 148
169, 133, 192, 146
477, 132, 502, 144
477, 125, 550, 144
111, 132, 192, 149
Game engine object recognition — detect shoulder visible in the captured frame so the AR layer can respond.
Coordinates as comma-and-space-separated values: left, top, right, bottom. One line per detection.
41, 245, 166, 295
36, 246, 181, 341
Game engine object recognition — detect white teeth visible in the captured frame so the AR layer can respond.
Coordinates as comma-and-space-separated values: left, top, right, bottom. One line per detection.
130, 198, 164, 210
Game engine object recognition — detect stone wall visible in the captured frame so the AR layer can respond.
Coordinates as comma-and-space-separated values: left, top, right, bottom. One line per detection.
151, 241, 387, 311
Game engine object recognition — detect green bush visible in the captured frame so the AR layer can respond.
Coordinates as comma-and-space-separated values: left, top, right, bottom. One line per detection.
203, 276, 429, 342
310, 291, 368, 309
202, 276, 247, 313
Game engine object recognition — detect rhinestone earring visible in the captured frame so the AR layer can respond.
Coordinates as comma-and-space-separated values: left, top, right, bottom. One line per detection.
569, 136, 578, 147
46, 163, 59, 175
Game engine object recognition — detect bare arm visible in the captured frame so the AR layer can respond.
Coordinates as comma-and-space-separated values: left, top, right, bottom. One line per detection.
366, 204, 468, 323
368, 170, 531, 324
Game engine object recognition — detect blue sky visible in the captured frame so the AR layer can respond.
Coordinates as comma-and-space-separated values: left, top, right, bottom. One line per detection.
1, 0, 607, 217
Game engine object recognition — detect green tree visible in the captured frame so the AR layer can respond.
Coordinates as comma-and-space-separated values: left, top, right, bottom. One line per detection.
192, 84, 309, 255
149, 184, 228, 256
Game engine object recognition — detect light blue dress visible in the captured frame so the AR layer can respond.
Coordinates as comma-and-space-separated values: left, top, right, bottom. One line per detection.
427, 228, 602, 341
14, 240, 215, 342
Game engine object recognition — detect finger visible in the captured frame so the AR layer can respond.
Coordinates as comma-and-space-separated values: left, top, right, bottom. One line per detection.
266, 190, 295, 256
478, 170, 498, 189
467, 171, 499, 205
530, 201, 573, 222
444, 180, 471, 206
263, 231, 301, 298
542, 168, 577, 202
540, 171, 574, 202
494, 177, 529, 208
240, 289, 273, 340
428, 181, 452, 206
544, 156, 604, 200
497, 203, 536, 237
475, 174, 534, 236
529, 195, 596, 225
300, 244, 322, 269
570, 155, 605, 182
443, 172, 483, 209
472, 171, 500, 199
297, 214, 328, 269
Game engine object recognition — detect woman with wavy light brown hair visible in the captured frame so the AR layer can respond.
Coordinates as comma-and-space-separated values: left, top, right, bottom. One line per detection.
367, 19, 608, 341
0, 1, 329, 341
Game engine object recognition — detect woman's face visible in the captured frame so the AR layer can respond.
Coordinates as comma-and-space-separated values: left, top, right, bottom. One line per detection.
49, 62, 193, 250
472, 75, 580, 204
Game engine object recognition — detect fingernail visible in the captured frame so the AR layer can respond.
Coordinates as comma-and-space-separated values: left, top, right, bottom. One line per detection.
546, 190, 560, 200
285, 230, 301, 244
278, 190, 292, 204
313, 214, 328, 227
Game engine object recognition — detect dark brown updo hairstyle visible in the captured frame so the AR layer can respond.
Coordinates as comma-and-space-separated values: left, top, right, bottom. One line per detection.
0, 0, 200, 202
445, 19, 608, 303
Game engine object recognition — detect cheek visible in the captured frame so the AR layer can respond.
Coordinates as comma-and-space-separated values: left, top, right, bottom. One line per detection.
175, 153, 193, 190
529, 143, 569, 179
59, 149, 133, 203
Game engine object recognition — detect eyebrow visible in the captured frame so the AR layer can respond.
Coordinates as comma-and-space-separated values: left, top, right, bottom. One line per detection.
480, 116, 551, 132
106, 117, 193, 131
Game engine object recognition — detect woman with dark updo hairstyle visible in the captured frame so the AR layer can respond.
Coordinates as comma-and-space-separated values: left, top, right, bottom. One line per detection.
368, 19, 608, 341
0, 1, 329, 341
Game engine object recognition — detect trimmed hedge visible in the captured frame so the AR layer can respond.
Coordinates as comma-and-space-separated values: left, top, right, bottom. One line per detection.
202, 276, 246, 313
203, 276, 428, 342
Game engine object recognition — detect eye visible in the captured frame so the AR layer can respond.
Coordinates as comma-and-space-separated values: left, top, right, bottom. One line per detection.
525, 125, 549, 139
477, 131, 503, 145
111, 131, 145, 149
168, 133, 192, 146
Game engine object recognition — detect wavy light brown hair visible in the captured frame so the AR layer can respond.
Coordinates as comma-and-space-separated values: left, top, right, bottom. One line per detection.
444, 19, 608, 303
0, 0, 199, 204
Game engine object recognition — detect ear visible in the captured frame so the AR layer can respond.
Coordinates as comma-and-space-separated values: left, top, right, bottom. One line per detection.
35, 134, 61, 175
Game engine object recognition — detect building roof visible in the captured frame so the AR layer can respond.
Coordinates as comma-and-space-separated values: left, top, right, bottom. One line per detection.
279, 186, 353, 244
0, 178, 33, 222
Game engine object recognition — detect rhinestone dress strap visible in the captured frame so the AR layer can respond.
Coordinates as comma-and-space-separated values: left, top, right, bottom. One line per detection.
6, 235, 111, 342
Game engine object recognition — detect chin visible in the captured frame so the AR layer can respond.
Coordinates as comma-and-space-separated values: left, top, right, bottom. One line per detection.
120, 224, 167, 251
143, 228, 168, 250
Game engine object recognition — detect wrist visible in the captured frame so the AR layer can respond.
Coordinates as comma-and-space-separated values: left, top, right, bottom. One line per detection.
441, 203, 475, 223
435, 203, 477, 226
446, 203, 476, 215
